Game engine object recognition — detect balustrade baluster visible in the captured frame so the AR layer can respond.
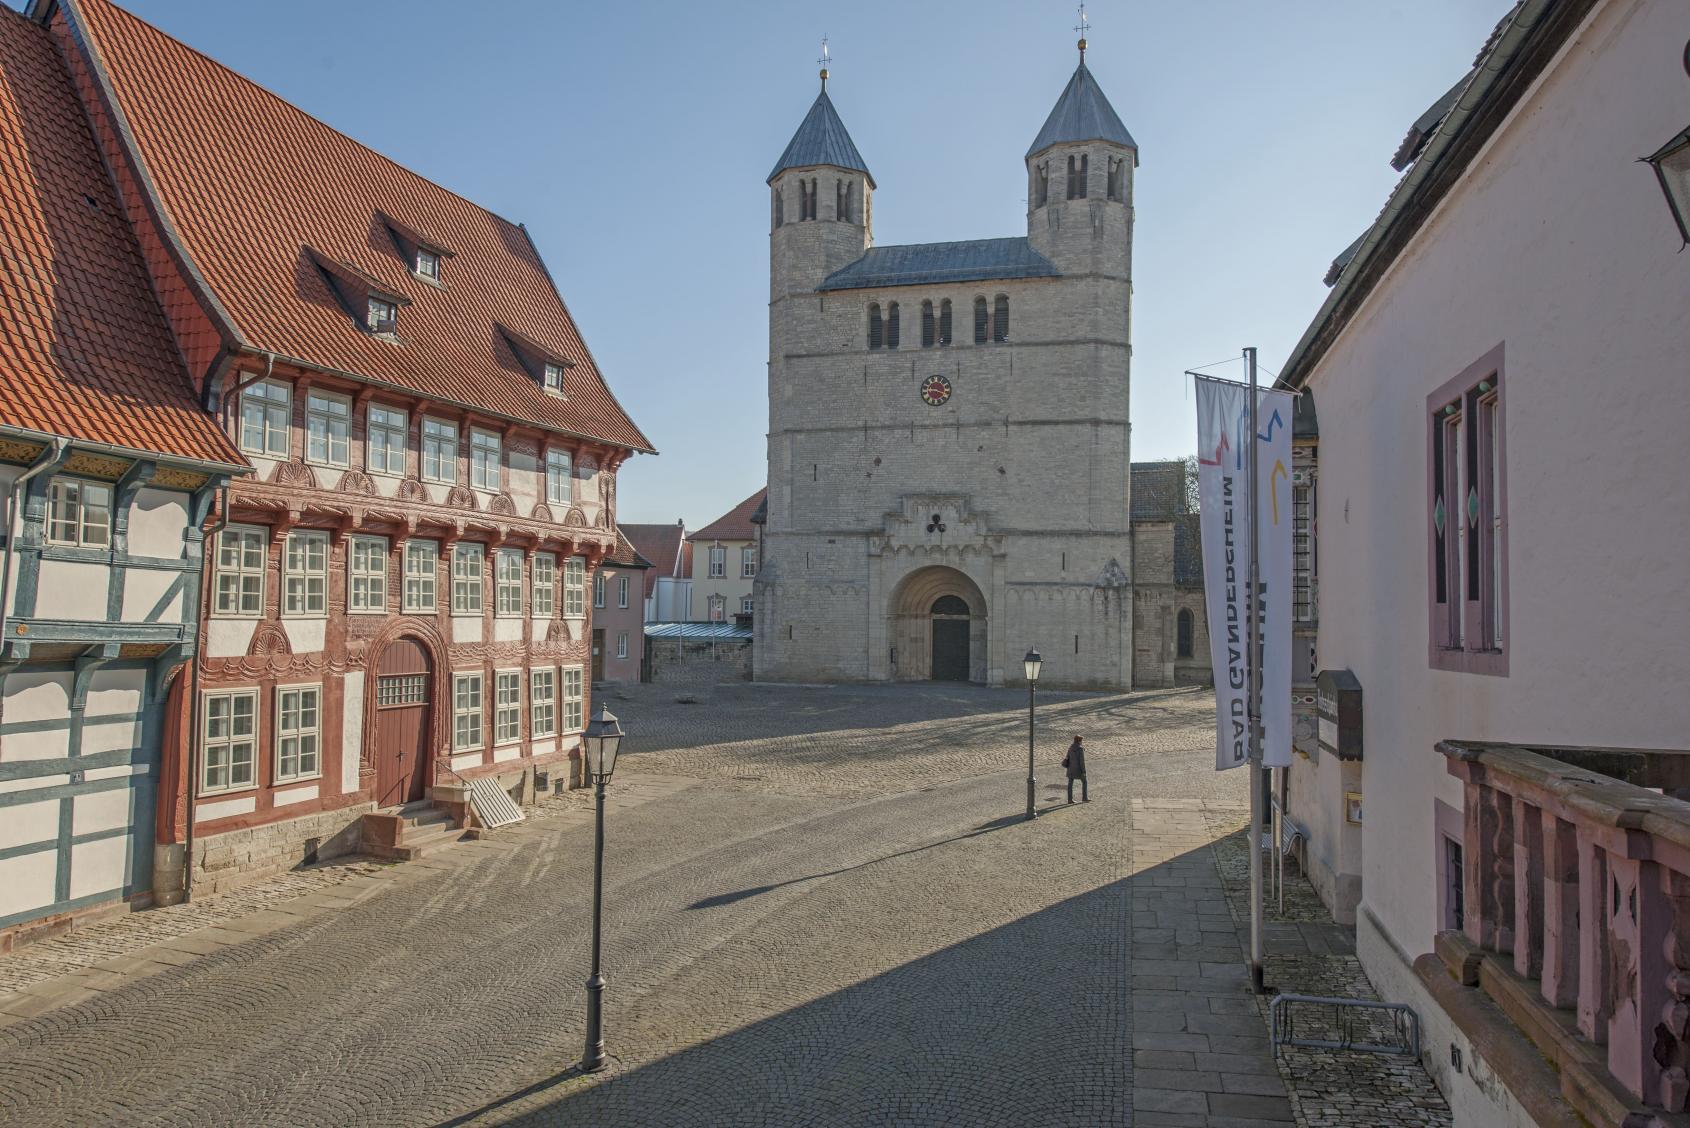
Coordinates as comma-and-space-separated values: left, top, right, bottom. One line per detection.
1577, 836, 1611, 1044
1540, 812, 1579, 1008
1513, 796, 1544, 978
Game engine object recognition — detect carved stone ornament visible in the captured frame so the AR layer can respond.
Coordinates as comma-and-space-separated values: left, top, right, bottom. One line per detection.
546, 618, 572, 643
339, 470, 376, 496
271, 460, 318, 490
564, 506, 588, 527
446, 485, 477, 510
530, 502, 555, 524
396, 477, 427, 502
488, 493, 516, 516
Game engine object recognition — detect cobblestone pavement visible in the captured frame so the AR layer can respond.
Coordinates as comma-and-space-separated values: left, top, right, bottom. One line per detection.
0, 683, 1407, 1126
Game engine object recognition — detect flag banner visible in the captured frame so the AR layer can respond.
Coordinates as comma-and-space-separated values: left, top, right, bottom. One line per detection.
1194, 375, 1295, 771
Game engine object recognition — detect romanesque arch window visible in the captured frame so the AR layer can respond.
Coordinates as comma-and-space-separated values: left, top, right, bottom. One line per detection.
868, 303, 883, 350
800, 178, 818, 221
836, 178, 852, 222
973, 297, 988, 344
920, 301, 935, 348
1035, 161, 1049, 207
1066, 154, 1088, 199
1177, 608, 1194, 659
886, 302, 900, 349
773, 184, 784, 227
1107, 157, 1124, 202
939, 300, 952, 346
993, 295, 1010, 342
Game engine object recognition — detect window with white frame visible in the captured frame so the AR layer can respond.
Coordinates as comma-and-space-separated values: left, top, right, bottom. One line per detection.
545, 450, 572, 505
741, 545, 758, 578
708, 545, 726, 578
367, 404, 407, 476
708, 594, 726, 622
240, 379, 290, 457
593, 570, 606, 608
415, 248, 440, 281
531, 668, 556, 737
740, 596, 754, 616
349, 536, 388, 612
284, 531, 329, 616
564, 556, 586, 615
201, 689, 256, 793
452, 672, 484, 751
617, 575, 629, 609
616, 632, 629, 660
1429, 352, 1507, 675
543, 362, 565, 393
495, 550, 523, 617
453, 543, 484, 614
275, 685, 321, 782
561, 666, 584, 731
306, 391, 350, 467
494, 670, 522, 745
404, 539, 437, 612
367, 295, 398, 333
215, 526, 267, 616
421, 417, 457, 483
46, 478, 111, 548
531, 553, 555, 617
470, 429, 501, 491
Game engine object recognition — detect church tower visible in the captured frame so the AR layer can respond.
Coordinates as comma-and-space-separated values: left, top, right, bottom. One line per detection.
755, 43, 1139, 689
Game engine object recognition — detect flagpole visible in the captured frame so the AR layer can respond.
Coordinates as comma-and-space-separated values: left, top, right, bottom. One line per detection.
1246, 345, 1266, 995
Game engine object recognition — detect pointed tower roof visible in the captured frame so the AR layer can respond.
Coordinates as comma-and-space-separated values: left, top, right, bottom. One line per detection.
768, 87, 874, 187
1026, 61, 1136, 159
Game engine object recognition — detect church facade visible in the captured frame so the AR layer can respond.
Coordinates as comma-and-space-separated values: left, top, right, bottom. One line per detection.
754, 49, 1138, 688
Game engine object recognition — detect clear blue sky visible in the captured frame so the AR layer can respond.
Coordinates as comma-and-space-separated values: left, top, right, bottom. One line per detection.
44, 1, 1506, 526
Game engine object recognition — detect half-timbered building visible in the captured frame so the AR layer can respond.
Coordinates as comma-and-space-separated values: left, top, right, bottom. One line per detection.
33, 0, 652, 893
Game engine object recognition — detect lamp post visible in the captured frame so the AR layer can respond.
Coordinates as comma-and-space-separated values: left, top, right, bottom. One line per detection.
580, 705, 625, 1075
1023, 648, 1042, 820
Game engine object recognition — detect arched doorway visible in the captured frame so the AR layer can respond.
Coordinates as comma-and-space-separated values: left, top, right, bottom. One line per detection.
373, 637, 433, 808
888, 566, 988, 683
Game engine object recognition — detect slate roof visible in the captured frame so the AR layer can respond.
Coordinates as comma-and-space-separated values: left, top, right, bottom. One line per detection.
0, 8, 242, 468
1130, 461, 1191, 521
604, 529, 652, 570
1391, 74, 1471, 172
57, 0, 652, 452
693, 487, 766, 542
768, 88, 873, 187
1027, 61, 1137, 159
818, 237, 1058, 292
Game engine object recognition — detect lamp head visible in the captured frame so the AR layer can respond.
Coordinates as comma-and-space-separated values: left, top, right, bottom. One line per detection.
1023, 648, 1043, 683
582, 705, 625, 782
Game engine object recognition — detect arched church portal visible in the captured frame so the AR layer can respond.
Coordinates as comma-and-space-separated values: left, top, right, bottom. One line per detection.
889, 566, 988, 683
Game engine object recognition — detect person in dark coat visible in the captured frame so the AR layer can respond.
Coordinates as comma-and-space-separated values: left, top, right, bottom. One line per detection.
1064, 735, 1088, 803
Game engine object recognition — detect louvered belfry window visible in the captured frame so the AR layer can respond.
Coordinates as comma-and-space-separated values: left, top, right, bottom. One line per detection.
836, 179, 851, 222
886, 302, 900, 349
993, 296, 1009, 342
921, 301, 935, 348
868, 304, 883, 350
974, 297, 988, 343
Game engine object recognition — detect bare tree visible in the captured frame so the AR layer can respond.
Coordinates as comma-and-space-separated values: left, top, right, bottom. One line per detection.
1182, 454, 1200, 513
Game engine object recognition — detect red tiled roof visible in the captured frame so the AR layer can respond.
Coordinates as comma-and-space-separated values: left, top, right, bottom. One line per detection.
0, 8, 242, 467
620, 521, 687, 602
61, 0, 652, 453
693, 488, 766, 542
605, 528, 652, 570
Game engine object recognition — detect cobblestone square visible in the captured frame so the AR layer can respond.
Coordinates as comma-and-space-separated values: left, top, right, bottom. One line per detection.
0, 683, 1430, 1126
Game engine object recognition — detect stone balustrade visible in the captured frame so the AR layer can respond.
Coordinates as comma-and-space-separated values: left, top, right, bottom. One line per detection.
1440, 740, 1690, 1113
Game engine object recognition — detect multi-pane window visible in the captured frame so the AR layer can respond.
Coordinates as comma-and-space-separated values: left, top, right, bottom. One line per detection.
215, 527, 267, 616
741, 545, 758, 578
531, 667, 557, 737
46, 478, 111, 548
284, 531, 328, 616
470, 429, 501, 491
709, 594, 726, 622
452, 672, 484, 751
531, 553, 555, 617
404, 540, 438, 612
275, 685, 320, 782
494, 671, 522, 745
993, 296, 1010, 342
349, 536, 387, 612
973, 297, 989, 344
1429, 356, 1506, 673
240, 379, 291, 457
495, 550, 523, 617
564, 556, 586, 615
617, 575, 629, 609
1292, 483, 1314, 623
544, 362, 565, 393
421, 418, 457, 483
367, 404, 407, 476
306, 391, 351, 467
593, 571, 607, 608
546, 450, 573, 505
453, 543, 484, 614
709, 546, 726, 578
367, 296, 398, 333
616, 632, 629, 659
415, 248, 440, 281
740, 596, 754, 616
201, 690, 256, 793
561, 666, 584, 731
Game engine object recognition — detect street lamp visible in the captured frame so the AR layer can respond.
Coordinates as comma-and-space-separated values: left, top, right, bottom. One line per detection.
1643, 125, 1690, 247
1023, 648, 1042, 821
580, 705, 625, 1075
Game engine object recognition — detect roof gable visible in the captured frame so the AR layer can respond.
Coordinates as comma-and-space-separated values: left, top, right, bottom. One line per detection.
694, 488, 767, 542
769, 88, 873, 186
1027, 61, 1136, 159
59, 0, 651, 452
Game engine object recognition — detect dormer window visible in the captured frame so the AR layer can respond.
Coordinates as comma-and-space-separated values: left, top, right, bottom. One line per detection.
415, 248, 440, 281
305, 245, 410, 337
367, 296, 398, 333
544, 362, 565, 393
496, 322, 573, 395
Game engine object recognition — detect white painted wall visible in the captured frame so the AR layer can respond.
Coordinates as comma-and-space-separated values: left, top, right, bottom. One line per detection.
1302, 0, 1690, 966
127, 487, 187, 559
35, 560, 108, 620
206, 618, 257, 658
340, 670, 364, 794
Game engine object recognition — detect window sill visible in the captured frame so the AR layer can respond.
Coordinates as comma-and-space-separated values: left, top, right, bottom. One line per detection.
403, 606, 437, 616
420, 477, 455, 487
273, 773, 323, 787
348, 608, 388, 616
449, 611, 484, 619
280, 613, 329, 621
211, 612, 264, 620
412, 272, 446, 290
304, 459, 351, 471
196, 783, 259, 801
451, 747, 485, 756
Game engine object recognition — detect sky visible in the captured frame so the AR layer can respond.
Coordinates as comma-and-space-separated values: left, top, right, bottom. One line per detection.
37, 1, 1507, 526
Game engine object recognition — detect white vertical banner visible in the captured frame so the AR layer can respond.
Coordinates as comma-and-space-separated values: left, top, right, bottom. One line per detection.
1194, 375, 1295, 770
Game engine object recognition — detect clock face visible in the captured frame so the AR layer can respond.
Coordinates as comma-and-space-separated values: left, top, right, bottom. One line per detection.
920, 374, 953, 406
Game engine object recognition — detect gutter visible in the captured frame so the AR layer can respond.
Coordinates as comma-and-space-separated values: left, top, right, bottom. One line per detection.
1276, 0, 1576, 390
0, 423, 248, 478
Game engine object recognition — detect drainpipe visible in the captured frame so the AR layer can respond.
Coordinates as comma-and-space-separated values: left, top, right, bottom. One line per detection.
0, 438, 69, 735
181, 477, 229, 903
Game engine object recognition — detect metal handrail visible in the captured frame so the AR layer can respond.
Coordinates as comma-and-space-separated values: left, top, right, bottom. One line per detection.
1270, 994, 1420, 1058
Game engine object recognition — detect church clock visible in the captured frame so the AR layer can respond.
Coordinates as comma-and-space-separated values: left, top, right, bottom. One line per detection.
919, 374, 952, 406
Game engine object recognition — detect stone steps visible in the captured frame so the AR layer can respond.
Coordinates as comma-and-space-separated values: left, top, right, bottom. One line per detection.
361, 804, 464, 862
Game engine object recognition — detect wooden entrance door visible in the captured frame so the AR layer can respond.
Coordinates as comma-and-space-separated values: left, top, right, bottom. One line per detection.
592, 628, 605, 682
374, 638, 432, 808
930, 595, 972, 681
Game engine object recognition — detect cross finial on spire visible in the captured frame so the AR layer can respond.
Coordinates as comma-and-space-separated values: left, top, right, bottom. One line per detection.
818, 35, 831, 90
1074, 3, 1090, 60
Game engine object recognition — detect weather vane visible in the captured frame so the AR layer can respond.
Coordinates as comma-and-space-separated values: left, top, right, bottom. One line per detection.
1074, 4, 1090, 60
818, 35, 831, 89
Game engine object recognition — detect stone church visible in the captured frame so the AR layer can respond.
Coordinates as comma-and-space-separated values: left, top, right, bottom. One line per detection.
754, 44, 1137, 689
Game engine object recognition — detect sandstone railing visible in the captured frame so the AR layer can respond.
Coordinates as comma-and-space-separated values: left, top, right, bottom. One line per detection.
1440, 740, 1690, 1115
